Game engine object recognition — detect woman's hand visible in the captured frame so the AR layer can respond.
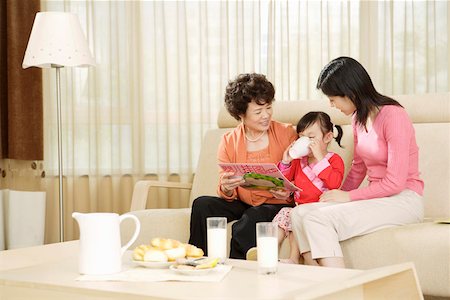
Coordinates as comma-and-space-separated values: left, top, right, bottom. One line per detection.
220, 172, 244, 196
309, 138, 327, 161
269, 189, 291, 200
319, 189, 350, 203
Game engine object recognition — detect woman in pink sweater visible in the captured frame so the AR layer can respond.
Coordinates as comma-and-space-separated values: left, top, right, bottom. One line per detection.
291, 57, 424, 268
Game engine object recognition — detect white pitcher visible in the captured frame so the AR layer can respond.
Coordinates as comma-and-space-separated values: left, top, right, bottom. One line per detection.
72, 212, 140, 275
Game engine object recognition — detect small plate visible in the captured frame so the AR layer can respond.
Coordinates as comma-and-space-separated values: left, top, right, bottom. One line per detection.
132, 260, 175, 269
169, 264, 215, 276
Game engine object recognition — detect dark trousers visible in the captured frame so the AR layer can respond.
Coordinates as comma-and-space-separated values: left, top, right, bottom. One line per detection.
188, 196, 290, 259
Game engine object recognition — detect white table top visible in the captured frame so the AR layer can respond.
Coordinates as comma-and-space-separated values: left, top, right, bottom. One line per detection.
0, 241, 363, 300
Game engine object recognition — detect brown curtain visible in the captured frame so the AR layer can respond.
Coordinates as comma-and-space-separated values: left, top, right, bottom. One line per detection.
0, 0, 7, 157
0, 0, 42, 160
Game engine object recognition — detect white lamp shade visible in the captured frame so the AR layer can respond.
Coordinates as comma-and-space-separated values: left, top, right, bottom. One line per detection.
22, 12, 95, 69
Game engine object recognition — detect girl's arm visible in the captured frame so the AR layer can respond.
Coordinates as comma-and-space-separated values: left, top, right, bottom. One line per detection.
277, 140, 298, 181
277, 160, 297, 181
313, 154, 345, 189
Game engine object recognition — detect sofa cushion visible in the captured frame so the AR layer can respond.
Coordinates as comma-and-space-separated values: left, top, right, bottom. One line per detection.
341, 221, 450, 297
414, 123, 450, 219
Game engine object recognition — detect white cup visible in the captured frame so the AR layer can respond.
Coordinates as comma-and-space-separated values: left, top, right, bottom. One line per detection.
207, 217, 227, 262
289, 136, 311, 159
256, 222, 278, 275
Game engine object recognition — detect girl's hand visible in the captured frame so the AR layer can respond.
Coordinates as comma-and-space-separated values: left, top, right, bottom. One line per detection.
309, 138, 327, 161
220, 172, 244, 196
319, 190, 350, 203
281, 141, 296, 164
269, 189, 291, 200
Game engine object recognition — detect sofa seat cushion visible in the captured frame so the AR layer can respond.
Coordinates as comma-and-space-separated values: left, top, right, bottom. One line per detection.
341, 221, 450, 297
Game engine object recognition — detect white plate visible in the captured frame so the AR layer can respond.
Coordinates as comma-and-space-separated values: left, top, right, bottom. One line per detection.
132, 260, 175, 269
169, 264, 215, 276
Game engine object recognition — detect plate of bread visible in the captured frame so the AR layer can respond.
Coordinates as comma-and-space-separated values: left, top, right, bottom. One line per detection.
132, 238, 204, 269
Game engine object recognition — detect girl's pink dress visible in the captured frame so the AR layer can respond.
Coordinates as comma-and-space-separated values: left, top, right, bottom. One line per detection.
273, 153, 338, 236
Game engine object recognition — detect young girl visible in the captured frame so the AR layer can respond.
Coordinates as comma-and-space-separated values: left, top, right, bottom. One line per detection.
272, 111, 345, 264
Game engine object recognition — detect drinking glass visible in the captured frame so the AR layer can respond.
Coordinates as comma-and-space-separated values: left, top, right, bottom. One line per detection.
256, 222, 278, 274
207, 217, 227, 262
289, 136, 311, 158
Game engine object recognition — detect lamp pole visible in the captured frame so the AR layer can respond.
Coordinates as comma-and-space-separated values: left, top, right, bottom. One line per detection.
22, 12, 95, 243
54, 64, 64, 242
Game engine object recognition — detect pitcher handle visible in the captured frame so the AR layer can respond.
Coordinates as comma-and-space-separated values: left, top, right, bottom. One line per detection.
119, 214, 141, 255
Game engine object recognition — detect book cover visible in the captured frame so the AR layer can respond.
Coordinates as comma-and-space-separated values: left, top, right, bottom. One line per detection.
218, 163, 300, 192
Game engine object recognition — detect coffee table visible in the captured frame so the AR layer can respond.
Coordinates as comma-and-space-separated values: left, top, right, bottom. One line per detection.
0, 241, 422, 299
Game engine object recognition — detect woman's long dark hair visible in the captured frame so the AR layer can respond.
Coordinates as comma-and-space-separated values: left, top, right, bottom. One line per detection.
297, 112, 343, 148
316, 57, 401, 128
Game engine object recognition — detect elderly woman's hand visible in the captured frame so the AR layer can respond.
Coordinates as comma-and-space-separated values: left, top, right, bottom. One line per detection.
220, 172, 245, 196
269, 189, 291, 200
319, 189, 350, 203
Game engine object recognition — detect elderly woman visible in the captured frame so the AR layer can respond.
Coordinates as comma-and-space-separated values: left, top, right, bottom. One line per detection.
188, 73, 297, 259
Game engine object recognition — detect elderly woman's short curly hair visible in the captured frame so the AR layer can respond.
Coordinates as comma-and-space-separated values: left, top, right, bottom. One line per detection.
224, 73, 275, 120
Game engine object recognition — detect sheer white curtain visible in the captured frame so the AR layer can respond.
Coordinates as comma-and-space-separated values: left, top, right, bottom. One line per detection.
41, 1, 268, 179
267, 0, 449, 100
355, 1, 449, 94
40, 0, 448, 242
267, 0, 361, 101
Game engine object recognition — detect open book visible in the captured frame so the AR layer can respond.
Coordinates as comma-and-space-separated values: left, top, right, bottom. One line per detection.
219, 163, 300, 192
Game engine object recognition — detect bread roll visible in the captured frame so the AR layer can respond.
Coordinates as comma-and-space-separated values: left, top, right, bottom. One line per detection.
144, 249, 168, 262
184, 244, 204, 258
164, 246, 186, 261
133, 244, 152, 261
151, 238, 182, 250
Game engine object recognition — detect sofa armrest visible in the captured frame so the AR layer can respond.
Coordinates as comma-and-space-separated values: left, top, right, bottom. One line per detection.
130, 180, 193, 211
122, 208, 191, 248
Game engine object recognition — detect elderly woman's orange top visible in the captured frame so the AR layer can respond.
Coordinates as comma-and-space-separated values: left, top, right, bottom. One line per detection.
217, 120, 297, 206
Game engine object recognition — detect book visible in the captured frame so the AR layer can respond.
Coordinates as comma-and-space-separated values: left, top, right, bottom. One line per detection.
218, 163, 300, 192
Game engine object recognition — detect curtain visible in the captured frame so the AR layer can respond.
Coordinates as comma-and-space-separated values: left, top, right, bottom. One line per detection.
0, 0, 43, 160
0, 0, 44, 250
266, 1, 361, 101
40, 0, 449, 243
369, 1, 449, 94
0, 0, 43, 206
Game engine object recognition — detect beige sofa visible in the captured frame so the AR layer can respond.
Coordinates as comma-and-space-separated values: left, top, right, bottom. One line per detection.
123, 93, 450, 298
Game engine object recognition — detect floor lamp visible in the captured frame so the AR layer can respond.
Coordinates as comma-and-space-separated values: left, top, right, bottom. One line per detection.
22, 12, 95, 242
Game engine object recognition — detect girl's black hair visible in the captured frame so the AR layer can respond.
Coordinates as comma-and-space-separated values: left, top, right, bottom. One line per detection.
296, 111, 343, 147
316, 56, 402, 128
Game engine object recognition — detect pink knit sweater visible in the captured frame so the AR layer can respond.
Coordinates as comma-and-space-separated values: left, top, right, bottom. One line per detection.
341, 105, 424, 200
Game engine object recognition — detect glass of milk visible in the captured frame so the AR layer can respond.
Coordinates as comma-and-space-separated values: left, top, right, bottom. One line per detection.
206, 217, 227, 262
256, 222, 278, 274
